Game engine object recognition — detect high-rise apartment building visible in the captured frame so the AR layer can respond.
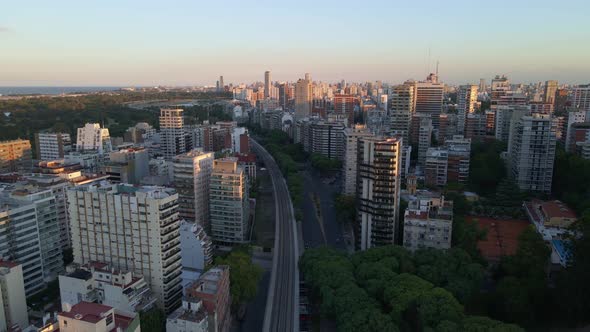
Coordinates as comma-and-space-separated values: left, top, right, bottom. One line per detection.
495, 105, 530, 141
424, 148, 448, 187
308, 120, 346, 160
342, 125, 373, 196
160, 108, 186, 160
173, 150, 214, 227
0, 185, 63, 296
264, 71, 271, 99
543, 80, 558, 106
464, 113, 487, 141
508, 114, 557, 193
209, 158, 250, 245
295, 76, 312, 119
0, 139, 32, 173
414, 77, 444, 128
333, 94, 356, 126
102, 147, 150, 184
403, 192, 453, 251
491, 75, 510, 108
35, 132, 72, 160
446, 135, 471, 184
76, 123, 112, 155
479, 78, 486, 92
357, 137, 402, 250
572, 84, 590, 112
68, 183, 183, 312
456, 84, 478, 134
389, 84, 414, 144
416, 115, 433, 166
0, 261, 29, 331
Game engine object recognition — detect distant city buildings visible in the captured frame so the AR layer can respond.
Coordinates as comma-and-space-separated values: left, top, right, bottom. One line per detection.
160, 108, 187, 160
456, 84, 478, 134
76, 123, 112, 155
173, 150, 214, 226
295, 75, 312, 119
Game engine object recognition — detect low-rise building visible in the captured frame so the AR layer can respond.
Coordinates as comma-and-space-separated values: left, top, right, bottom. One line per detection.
185, 266, 231, 332
59, 262, 157, 313
166, 297, 209, 332
403, 192, 453, 251
0, 139, 32, 173
524, 199, 577, 241
58, 302, 140, 332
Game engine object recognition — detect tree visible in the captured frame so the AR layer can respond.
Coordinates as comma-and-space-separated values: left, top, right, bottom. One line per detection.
214, 249, 263, 308
334, 194, 355, 224
139, 308, 166, 332
468, 140, 507, 196
416, 287, 464, 328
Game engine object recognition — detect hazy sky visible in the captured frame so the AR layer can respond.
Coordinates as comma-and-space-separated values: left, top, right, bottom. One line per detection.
1, 0, 589, 86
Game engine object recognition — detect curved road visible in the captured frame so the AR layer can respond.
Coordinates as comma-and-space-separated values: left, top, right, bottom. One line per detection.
251, 139, 299, 332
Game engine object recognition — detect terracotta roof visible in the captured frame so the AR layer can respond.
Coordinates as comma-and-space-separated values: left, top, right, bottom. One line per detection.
539, 200, 577, 219
0, 260, 19, 268
468, 216, 530, 262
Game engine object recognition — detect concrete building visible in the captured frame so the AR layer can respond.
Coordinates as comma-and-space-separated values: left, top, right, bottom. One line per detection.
495, 105, 530, 142
160, 108, 187, 160
566, 122, 590, 153
308, 120, 345, 160
456, 84, 478, 134
508, 113, 557, 193
76, 123, 112, 155
572, 84, 590, 112
357, 136, 402, 250
185, 266, 231, 332
403, 192, 453, 251
333, 94, 356, 126
166, 297, 209, 332
0, 261, 28, 330
58, 301, 140, 332
68, 183, 183, 312
491, 75, 510, 108
295, 76, 312, 119
464, 113, 487, 141
544, 80, 558, 106
342, 125, 373, 196
102, 147, 149, 184
209, 158, 249, 245
565, 110, 589, 152
264, 70, 271, 99
180, 221, 213, 272
424, 148, 448, 187
389, 84, 414, 144
59, 262, 156, 313
414, 77, 444, 128
35, 132, 72, 160
0, 139, 32, 173
236, 153, 257, 183
446, 135, 471, 185
0, 186, 64, 296
416, 115, 433, 166
231, 127, 249, 154
530, 102, 554, 115
524, 199, 576, 241
173, 150, 214, 226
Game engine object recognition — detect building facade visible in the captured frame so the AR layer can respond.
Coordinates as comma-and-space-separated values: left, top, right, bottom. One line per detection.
403, 192, 453, 251
35, 132, 72, 160
173, 150, 214, 227
0, 139, 32, 173
160, 108, 187, 160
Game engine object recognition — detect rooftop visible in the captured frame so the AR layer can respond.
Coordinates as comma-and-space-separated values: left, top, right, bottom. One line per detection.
469, 217, 530, 262
60, 301, 113, 324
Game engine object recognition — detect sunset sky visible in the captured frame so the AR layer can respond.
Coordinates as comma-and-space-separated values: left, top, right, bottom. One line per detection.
1, 0, 589, 86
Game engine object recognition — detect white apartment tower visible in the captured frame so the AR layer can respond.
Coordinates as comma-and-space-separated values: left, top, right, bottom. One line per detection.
173, 150, 214, 227
508, 114, 557, 193
76, 123, 112, 155
295, 76, 312, 119
342, 125, 373, 196
0, 262, 29, 331
572, 84, 590, 112
357, 137, 402, 250
160, 108, 187, 160
456, 84, 478, 134
67, 183, 183, 312
389, 83, 414, 144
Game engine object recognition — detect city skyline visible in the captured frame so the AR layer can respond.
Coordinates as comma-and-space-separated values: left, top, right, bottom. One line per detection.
1, 0, 589, 86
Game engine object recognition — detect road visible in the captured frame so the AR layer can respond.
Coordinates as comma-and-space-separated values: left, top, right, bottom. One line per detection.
251, 139, 299, 332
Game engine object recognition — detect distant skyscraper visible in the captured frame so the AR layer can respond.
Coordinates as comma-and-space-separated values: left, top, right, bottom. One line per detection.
508, 113, 556, 193
389, 84, 414, 144
333, 94, 356, 126
218, 76, 224, 92
543, 80, 558, 106
456, 84, 478, 134
295, 76, 312, 119
279, 83, 288, 109
304, 73, 311, 81
572, 84, 590, 112
414, 77, 444, 128
479, 78, 486, 92
342, 125, 373, 196
264, 71, 271, 99
491, 75, 510, 108
357, 136, 402, 250
160, 108, 186, 160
